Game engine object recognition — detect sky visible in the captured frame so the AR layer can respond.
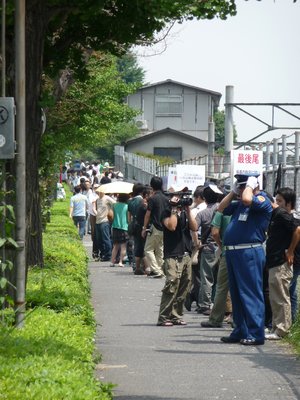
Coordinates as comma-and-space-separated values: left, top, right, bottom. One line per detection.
135, 0, 300, 145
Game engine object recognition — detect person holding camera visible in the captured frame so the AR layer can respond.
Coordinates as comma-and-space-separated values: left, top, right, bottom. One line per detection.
157, 186, 198, 326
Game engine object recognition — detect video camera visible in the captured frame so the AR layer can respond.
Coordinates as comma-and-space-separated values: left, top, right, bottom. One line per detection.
164, 190, 193, 208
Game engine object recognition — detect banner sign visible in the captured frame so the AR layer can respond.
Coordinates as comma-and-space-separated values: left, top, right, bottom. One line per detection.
176, 164, 206, 192
232, 149, 263, 188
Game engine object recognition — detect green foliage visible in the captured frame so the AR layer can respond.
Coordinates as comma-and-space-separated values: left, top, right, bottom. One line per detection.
0, 188, 114, 399
214, 109, 238, 150
134, 151, 175, 165
117, 52, 145, 84
40, 1, 236, 79
0, 164, 18, 317
40, 53, 139, 174
287, 319, 300, 353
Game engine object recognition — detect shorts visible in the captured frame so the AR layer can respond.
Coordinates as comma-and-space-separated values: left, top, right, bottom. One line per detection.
112, 228, 129, 244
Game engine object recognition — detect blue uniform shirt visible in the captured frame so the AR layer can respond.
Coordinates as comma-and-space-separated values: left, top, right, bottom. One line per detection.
223, 191, 272, 246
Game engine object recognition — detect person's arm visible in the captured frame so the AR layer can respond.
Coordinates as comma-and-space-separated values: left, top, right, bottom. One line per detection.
163, 208, 178, 231
242, 186, 254, 207
218, 191, 235, 213
286, 226, 300, 265
186, 205, 198, 232
128, 211, 132, 223
242, 176, 259, 206
69, 206, 73, 218
211, 226, 222, 248
142, 209, 151, 238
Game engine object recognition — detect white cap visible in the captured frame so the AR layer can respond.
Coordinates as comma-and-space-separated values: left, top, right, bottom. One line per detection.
168, 184, 189, 192
206, 184, 223, 194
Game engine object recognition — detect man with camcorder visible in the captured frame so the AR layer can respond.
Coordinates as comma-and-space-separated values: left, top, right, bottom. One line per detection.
157, 185, 198, 326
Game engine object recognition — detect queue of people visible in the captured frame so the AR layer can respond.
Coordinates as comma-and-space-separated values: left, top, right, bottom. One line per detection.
68, 162, 300, 345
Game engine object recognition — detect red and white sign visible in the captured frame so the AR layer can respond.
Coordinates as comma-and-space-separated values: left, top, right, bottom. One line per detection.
232, 150, 263, 188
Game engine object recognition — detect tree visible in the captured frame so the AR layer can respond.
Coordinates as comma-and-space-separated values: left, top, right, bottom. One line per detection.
117, 52, 145, 84
214, 109, 237, 153
40, 52, 139, 176
3, 0, 237, 267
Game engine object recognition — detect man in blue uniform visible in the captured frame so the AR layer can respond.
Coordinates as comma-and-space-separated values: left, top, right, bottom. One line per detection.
218, 173, 272, 345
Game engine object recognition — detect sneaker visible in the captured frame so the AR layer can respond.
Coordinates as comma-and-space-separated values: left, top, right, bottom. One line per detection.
197, 307, 210, 315
134, 269, 145, 275
201, 321, 222, 328
265, 332, 282, 340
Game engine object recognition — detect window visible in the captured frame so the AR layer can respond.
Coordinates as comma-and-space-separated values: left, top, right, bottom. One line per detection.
154, 147, 182, 161
155, 95, 183, 115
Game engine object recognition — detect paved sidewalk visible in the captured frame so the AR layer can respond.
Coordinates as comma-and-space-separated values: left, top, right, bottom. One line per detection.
85, 238, 300, 400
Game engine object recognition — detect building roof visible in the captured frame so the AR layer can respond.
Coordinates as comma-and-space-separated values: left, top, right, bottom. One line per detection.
125, 127, 208, 146
141, 79, 222, 99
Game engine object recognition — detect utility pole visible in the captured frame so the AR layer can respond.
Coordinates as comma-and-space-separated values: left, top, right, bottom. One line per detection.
15, 0, 26, 327
224, 85, 234, 174
207, 119, 215, 177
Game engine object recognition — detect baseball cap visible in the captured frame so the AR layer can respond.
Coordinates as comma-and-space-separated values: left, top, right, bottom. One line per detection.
234, 173, 260, 186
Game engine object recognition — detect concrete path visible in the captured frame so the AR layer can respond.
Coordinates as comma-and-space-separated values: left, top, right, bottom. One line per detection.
85, 238, 300, 400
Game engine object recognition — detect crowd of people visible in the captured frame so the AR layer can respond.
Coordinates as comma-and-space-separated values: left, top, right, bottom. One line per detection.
67, 160, 300, 346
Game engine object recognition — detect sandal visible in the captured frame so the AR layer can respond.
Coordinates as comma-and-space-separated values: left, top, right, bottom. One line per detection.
172, 320, 187, 326
157, 321, 173, 327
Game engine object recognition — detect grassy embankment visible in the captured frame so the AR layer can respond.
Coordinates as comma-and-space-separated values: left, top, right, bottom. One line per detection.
0, 189, 113, 400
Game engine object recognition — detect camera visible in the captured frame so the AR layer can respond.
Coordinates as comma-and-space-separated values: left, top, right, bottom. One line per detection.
164, 190, 193, 208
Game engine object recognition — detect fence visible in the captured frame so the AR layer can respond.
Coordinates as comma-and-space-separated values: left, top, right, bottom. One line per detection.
115, 131, 300, 209
114, 145, 230, 183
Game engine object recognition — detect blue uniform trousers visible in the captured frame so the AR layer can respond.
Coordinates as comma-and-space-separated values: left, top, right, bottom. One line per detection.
225, 246, 265, 343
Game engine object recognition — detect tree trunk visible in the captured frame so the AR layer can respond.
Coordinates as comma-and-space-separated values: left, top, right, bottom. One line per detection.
25, 1, 47, 267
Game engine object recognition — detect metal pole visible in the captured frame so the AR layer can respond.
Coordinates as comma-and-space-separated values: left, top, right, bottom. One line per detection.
15, 0, 26, 327
272, 138, 278, 194
295, 131, 300, 165
224, 85, 234, 173
208, 120, 215, 176
265, 141, 271, 170
1, 0, 6, 320
282, 134, 287, 186
1, 0, 5, 96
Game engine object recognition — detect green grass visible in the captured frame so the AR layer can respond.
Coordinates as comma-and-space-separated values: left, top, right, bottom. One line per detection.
0, 187, 113, 400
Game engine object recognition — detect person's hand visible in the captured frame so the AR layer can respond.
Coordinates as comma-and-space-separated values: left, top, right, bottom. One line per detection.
285, 249, 294, 266
232, 181, 240, 195
246, 176, 259, 190
141, 227, 147, 239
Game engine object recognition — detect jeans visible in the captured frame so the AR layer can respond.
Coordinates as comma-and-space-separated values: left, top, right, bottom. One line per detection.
290, 266, 300, 322
72, 216, 86, 240
95, 222, 112, 259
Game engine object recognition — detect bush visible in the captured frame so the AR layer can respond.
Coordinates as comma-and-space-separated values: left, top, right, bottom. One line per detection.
0, 186, 113, 400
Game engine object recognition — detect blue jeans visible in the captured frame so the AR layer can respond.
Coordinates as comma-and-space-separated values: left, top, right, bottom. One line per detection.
95, 222, 112, 259
290, 267, 300, 322
72, 216, 86, 240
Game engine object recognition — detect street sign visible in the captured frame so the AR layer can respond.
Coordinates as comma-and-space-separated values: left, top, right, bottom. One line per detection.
0, 97, 16, 159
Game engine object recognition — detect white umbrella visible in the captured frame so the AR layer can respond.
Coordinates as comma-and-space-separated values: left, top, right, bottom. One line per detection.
96, 181, 133, 194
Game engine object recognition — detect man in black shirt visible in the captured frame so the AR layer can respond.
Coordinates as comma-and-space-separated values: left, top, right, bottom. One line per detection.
265, 187, 300, 340
142, 176, 169, 278
157, 187, 197, 326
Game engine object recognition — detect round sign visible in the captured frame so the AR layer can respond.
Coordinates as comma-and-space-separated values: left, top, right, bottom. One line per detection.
0, 106, 9, 124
